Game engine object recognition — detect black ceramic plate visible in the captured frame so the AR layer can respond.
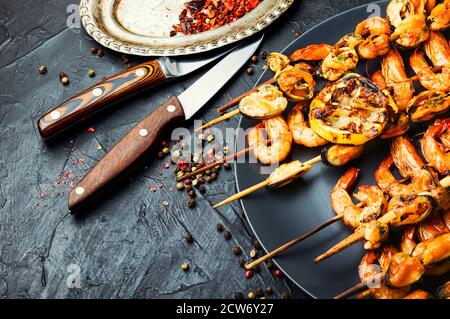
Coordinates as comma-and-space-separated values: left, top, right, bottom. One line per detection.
236, 0, 413, 299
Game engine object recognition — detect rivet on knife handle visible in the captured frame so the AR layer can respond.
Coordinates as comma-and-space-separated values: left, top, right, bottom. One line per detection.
68, 96, 184, 213
37, 60, 166, 139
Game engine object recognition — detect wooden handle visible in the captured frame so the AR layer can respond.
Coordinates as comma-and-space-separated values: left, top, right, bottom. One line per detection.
68, 96, 184, 212
38, 60, 166, 139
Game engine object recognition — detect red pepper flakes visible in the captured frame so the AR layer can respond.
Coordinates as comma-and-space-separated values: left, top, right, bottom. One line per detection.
172, 0, 263, 36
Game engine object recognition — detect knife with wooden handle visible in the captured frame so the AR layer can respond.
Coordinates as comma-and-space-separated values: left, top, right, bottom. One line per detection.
68, 35, 263, 212
37, 49, 234, 139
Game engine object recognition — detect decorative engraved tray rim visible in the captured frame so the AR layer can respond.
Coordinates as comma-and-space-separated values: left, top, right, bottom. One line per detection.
80, 0, 295, 56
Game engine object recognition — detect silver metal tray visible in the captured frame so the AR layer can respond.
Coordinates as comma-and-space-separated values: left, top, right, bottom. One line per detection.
80, 0, 294, 56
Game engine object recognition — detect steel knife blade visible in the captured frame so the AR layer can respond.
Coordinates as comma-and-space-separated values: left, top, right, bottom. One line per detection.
37, 44, 237, 139
68, 35, 263, 212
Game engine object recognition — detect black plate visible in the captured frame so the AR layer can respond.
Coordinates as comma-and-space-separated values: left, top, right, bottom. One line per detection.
236, 0, 417, 299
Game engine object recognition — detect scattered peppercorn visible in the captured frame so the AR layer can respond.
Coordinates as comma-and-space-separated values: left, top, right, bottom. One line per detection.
187, 198, 196, 208
259, 50, 267, 59
234, 292, 243, 299
266, 287, 273, 295
250, 249, 257, 258
163, 200, 169, 207
251, 55, 259, 63
239, 259, 246, 268
224, 230, 232, 240
87, 69, 96, 77
157, 151, 165, 159
90, 47, 98, 54
216, 223, 224, 232
294, 31, 302, 38
266, 262, 274, 270
223, 163, 231, 170
38, 65, 47, 74
176, 182, 184, 191
247, 291, 256, 300
181, 263, 189, 271
282, 291, 292, 299
188, 190, 196, 199
232, 246, 241, 255
245, 269, 254, 279
246, 67, 254, 75
97, 49, 104, 57
199, 185, 206, 194
273, 269, 283, 278
185, 234, 193, 244
254, 288, 263, 297
61, 77, 70, 85
254, 241, 262, 250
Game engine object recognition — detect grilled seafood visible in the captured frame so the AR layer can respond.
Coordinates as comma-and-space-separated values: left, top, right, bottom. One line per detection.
277, 64, 316, 101
421, 118, 450, 174
403, 290, 432, 298
436, 280, 450, 298
290, 44, 333, 62
309, 74, 390, 145
330, 168, 387, 229
382, 48, 415, 111
287, 102, 328, 148
266, 52, 290, 75
247, 115, 293, 165
387, 0, 416, 28
358, 246, 411, 299
407, 89, 450, 122
380, 113, 410, 139
239, 84, 288, 119
355, 17, 391, 59
427, 0, 450, 31
372, 70, 388, 89
267, 160, 313, 188
321, 144, 364, 167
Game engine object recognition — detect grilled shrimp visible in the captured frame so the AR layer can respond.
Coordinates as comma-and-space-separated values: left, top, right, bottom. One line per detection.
380, 113, 410, 139
321, 144, 364, 167
436, 281, 450, 298
382, 48, 415, 111
290, 44, 333, 62
387, 0, 416, 27
407, 89, 450, 122
287, 102, 328, 148
421, 118, 450, 175
358, 246, 411, 299
375, 155, 418, 196
247, 115, 293, 165
277, 64, 316, 101
427, 0, 450, 31
410, 31, 450, 91
355, 17, 391, 59
330, 168, 387, 229
372, 70, 388, 89
418, 211, 449, 241
403, 290, 432, 298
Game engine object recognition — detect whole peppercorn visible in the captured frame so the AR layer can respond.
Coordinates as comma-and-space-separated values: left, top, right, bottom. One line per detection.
199, 185, 206, 194
282, 291, 292, 299
266, 262, 274, 271
250, 249, 257, 258
184, 179, 192, 186
61, 77, 70, 85
157, 151, 165, 159
234, 292, 243, 300
273, 269, 283, 278
294, 31, 302, 38
259, 50, 267, 59
254, 288, 263, 297
90, 47, 98, 54
211, 173, 218, 180
266, 287, 273, 295
176, 182, 184, 191
216, 223, 224, 232
232, 246, 241, 255
251, 55, 259, 63
188, 190, 196, 199
254, 241, 262, 250
246, 67, 254, 75
181, 263, 189, 271
247, 291, 256, 300
38, 65, 47, 74
244, 269, 254, 279
224, 230, 232, 240
87, 69, 96, 77
97, 49, 104, 57
199, 177, 207, 184
185, 234, 193, 244
59, 72, 68, 80
187, 199, 196, 208
223, 163, 231, 170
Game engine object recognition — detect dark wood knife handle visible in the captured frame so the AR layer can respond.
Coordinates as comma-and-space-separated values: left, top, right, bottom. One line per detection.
68, 96, 184, 212
38, 60, 166, 139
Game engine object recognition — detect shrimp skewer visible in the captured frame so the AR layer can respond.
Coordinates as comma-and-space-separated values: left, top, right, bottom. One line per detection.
427, 0, 450, 31
421, 118, 450, 175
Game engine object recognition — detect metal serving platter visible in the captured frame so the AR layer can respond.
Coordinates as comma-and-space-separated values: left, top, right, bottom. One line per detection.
80, 0, 294, 56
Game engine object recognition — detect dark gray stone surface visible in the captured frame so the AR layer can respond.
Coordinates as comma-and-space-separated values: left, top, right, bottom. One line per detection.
0, 0, 374, 299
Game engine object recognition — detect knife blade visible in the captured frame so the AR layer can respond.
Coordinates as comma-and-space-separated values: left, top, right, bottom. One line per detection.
37, 45, 236, 139
68, 35, 263, 212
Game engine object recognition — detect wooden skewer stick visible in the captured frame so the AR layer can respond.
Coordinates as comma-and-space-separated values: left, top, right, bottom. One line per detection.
217, 78, 276, 114
212, 155, 322, 209
194, 109, 240, 133
245, 199, 364, 270
334, 272, 385, 299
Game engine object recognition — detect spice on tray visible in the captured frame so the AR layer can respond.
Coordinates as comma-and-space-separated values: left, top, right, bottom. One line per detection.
185, 234, 194, 243
90, 47, 98, 54
234, 292, 244, 299
251, 55, 259, 64
224, 230, 232, 240
181, 263, 190, 271
172, 0, 263, 36
273, 269, 283, 278
232, 246, 242, 255
247, 291, 256, 299
87, 69, 96, 77
266, 287, 273, 295
216, 223, 224, 232
244, 269, 254, 279
38, 65, 47, 74
246, 66, 254, 75
97, 49, 104, 57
